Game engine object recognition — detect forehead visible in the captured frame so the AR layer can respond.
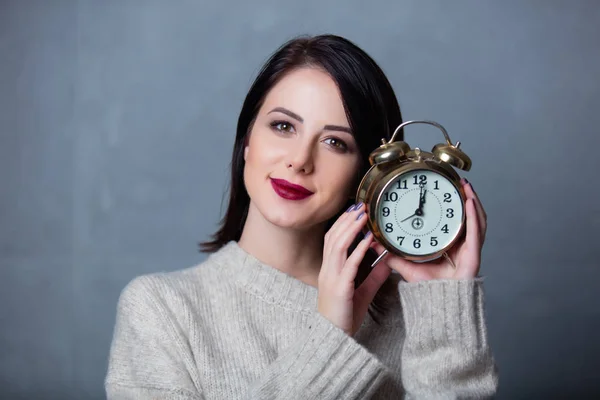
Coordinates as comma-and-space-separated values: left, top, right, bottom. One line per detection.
261, 67, 348, 124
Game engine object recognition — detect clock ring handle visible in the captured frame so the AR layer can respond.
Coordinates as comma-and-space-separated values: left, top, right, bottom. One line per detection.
389, 120, 453, 146
388, 120, 472, 171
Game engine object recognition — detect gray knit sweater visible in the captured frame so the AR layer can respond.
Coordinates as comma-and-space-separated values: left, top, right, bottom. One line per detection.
105, 241, 498, 399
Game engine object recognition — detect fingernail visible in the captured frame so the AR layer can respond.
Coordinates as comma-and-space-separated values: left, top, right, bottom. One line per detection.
357, 212, 365, 220
355, 202, 364, 209
346, 204, 356, 212
364, 231, 372, 239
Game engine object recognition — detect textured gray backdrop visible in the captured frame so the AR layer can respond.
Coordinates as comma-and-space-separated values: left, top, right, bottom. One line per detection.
1, 0, 599, 398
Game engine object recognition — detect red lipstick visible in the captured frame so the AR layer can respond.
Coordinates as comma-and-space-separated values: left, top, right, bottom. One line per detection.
270, 178, 314, 200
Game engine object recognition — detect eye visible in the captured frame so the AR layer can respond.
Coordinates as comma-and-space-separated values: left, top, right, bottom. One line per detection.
270, 120, 295, 134
323, 137, 348, 152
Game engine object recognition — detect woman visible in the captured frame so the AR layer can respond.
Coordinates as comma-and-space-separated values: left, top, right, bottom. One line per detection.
105, 34, 498, 399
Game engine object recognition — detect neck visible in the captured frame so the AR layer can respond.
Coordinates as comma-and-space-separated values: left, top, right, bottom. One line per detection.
238, 202, 325, 288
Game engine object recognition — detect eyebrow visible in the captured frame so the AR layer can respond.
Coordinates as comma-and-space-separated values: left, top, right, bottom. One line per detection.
323, 124, 353, 135
268, 107, 353, 135
268, 107, 303, 123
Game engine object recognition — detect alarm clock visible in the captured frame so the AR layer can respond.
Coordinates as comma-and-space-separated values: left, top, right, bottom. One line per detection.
356, 120, 472, 267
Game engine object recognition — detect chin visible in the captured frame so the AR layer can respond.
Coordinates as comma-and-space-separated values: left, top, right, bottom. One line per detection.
264, 201, 345, 232
262, 206, 315, 230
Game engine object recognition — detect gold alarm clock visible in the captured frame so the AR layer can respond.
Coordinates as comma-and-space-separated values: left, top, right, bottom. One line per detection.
356, 120, 472, 267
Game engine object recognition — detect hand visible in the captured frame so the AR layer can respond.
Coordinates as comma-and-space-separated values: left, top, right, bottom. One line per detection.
318, 203, 392, 336
372, 178, 487, 282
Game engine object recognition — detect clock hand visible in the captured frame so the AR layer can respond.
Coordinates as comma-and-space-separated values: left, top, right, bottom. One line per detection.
400, 212, 417, 223
401, 185, 425, 222
419, 188, 426, 210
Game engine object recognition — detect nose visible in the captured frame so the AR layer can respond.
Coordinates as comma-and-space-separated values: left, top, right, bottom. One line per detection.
286, 140, 314, 174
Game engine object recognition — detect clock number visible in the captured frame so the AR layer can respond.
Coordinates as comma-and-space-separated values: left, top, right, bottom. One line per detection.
441, 224, 449, 233
385, 223, 394, 233
397, 236, 405, 245
446, 208, 454, 218
434, 180, 439, 190
413, 238, 421, 248
443, 193, 452, 203
384, 192, 398, 202
396, 180, 407, 189
430, 237, 438, 246
413, 174, 427, 185
382, 207, 390, 217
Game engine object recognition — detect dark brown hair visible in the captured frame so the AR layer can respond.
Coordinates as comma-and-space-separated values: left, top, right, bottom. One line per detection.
199, 34, 403, 292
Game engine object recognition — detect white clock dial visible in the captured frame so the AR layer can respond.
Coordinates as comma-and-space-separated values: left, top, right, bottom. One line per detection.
376, 169, 464, 257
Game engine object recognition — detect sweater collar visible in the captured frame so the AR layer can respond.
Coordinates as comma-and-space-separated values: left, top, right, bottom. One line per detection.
212, 241, 319, 311
211, 241, 403, 323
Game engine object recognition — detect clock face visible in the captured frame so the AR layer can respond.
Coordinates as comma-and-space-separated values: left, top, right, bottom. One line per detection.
376, 169, 464, 257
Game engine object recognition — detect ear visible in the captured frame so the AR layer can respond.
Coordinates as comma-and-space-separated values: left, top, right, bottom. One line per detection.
243, 134, 250, 161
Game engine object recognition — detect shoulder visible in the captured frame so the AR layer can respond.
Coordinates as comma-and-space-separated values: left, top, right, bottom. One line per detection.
114, 242, 239, 322
116, 267, 205, 317
112, 272, 196, 334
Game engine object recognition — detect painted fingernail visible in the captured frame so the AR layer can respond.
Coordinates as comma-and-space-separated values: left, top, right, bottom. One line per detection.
357, 212, 365, 220
346, 204, 356, 212
355, 202, 364, 209
364, 231, 372, 239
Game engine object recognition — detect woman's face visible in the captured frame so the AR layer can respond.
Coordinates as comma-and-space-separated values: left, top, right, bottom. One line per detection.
243, 67, 361, 231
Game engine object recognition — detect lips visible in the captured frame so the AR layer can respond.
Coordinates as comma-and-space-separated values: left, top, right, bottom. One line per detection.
270, 178, 314, 201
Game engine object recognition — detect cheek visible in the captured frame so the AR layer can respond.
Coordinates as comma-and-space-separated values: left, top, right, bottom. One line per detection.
243, 145, 262, 187
320, 159, 359, 199
244, 139, 265, 171
245, 131, 285, 166
243, 133, 285, 191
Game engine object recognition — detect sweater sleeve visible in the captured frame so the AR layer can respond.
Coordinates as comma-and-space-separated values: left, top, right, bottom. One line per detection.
243, 310, 389, 399
397, 278, 499, 399
105, 276, 203, 400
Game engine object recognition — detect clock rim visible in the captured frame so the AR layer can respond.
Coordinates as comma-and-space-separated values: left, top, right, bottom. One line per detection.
357, 160, 467, 262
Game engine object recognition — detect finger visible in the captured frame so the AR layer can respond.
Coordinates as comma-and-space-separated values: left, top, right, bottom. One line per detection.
341, 231, 374, 281
472, 192, 487, 243
331, 202, 365, 239
324, 203, 354, 248
468, 183, 487, 221
462, 181, 487, 243
327, 204, 368, 273
324, 202, 364, 255
465, 198, 481, 262
322, 205, 355, 275
461, 179, 486, 222
355, 255, 392, 303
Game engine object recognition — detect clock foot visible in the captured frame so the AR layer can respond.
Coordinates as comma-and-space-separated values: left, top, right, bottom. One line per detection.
371, 249, 389, 268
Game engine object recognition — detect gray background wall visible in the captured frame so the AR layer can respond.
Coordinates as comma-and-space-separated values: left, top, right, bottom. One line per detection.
1, 0, 599, 398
